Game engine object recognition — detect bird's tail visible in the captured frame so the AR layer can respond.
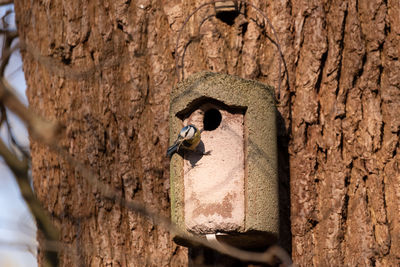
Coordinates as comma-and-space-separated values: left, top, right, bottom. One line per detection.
166, 142, 180, 158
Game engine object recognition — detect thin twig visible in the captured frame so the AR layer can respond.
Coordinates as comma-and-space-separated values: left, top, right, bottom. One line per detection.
0, 0, 13, 6
0, 216, 36, 237
0, 240, 36, 251
49, 143, 291, 266
0, 138, 59, 267
0, 33, 18, 75
0, 78, 61, 143
0, 8, 292, 264
0, 69, 292, 265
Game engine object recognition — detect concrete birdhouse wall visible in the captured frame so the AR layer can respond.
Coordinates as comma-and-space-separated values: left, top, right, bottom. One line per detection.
169, 72, 278, 248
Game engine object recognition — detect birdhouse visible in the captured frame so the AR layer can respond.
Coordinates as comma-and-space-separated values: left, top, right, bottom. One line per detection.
169, 72, 278, 248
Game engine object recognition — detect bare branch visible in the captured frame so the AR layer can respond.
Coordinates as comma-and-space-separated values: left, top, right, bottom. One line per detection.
0, 78, 61, 143
0, 65, 292, 266
0, 35, 19, 76
0, 16, 292, 265
0, 240, 36, 252
0, 0, 13, 6
0, 29, 17, 36
42, 126, 292, 266
0, 216, 36, 237
0, 138, 59, 267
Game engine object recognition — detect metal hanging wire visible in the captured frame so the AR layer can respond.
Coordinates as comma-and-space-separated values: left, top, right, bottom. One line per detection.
174, 0, 286, 102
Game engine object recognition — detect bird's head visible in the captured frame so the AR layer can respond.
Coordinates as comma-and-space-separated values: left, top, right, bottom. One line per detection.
179, 125, 197, 141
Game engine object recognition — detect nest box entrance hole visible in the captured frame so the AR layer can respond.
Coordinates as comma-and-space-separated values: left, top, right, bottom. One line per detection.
203, 108, 222, 131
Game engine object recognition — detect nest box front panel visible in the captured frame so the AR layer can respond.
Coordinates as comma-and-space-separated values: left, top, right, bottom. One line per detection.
183, 103, 245, 234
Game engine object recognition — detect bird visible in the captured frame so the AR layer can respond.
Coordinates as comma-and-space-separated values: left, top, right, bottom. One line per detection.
167, 124, 202, 157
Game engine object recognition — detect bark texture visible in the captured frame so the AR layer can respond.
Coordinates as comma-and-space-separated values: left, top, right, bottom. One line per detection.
14, 0, 399, 266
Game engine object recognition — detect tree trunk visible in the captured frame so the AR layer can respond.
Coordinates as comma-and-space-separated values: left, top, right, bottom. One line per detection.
14, 0, 399, 266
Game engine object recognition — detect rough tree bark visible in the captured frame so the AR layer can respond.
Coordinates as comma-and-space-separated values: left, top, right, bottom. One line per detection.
14, 0, 399, 266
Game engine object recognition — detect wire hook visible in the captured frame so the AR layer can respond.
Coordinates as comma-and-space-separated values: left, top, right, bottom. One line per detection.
174, 0, 286, 101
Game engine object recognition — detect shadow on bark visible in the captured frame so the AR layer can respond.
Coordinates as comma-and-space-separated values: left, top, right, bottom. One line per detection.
276, 110, 291, 254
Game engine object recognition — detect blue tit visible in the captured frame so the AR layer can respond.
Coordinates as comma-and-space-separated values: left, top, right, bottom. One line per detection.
167, 124, 202, 157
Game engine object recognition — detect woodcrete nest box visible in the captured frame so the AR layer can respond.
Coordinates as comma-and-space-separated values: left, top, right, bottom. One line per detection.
169, 72, 278, 248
